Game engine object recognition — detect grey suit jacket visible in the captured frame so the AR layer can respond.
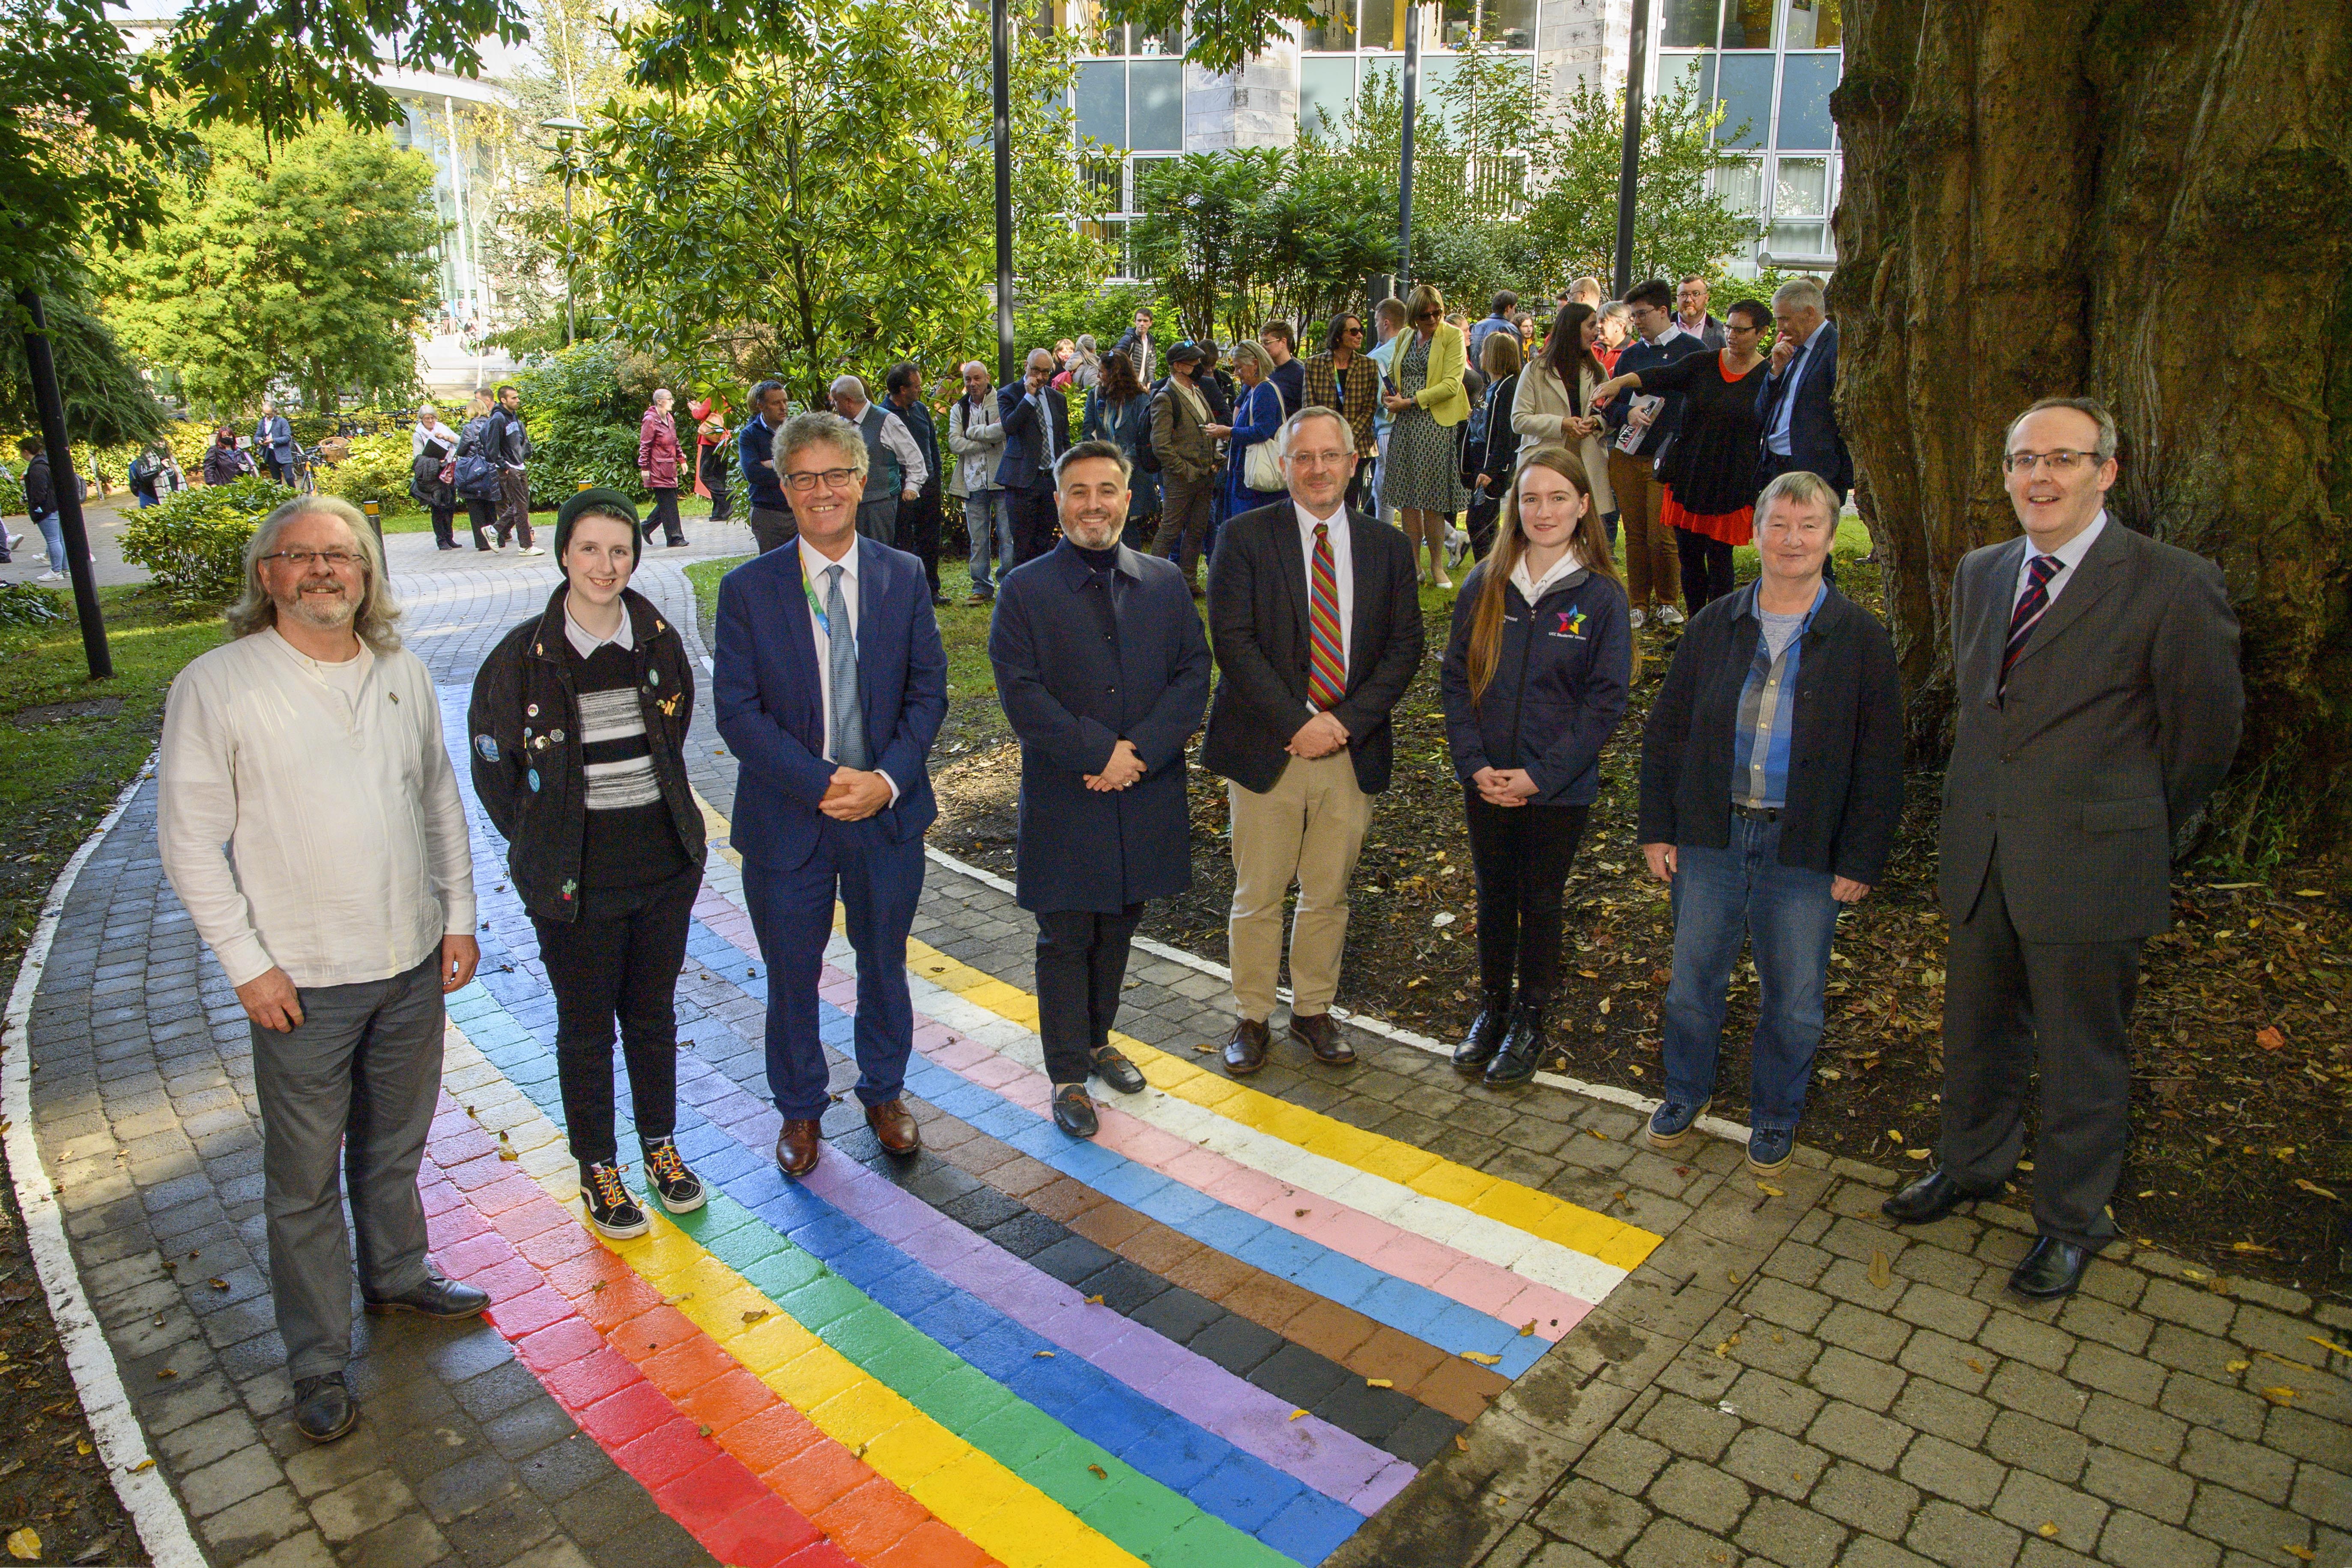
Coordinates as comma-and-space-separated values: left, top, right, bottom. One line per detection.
1937, 519, 2242, 942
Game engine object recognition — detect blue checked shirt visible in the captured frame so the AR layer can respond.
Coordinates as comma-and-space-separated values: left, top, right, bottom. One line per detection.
1733, 581, 1829, 808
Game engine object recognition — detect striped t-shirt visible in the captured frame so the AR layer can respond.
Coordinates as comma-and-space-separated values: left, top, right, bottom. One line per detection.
562, 611, 687, 889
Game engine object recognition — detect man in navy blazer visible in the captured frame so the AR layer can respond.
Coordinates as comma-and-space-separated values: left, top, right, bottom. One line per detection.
988, 440, 1211, 1139
996, 349, 1072, 567
1755, 277, 1854, 503
254, 399, 297, 485
714, 411, 947, 1178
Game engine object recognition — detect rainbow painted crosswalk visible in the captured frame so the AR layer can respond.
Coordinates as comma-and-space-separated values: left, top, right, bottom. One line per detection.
427, 698, 1661, 1565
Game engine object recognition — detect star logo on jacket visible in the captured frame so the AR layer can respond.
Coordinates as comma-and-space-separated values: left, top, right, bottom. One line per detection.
1552, 608, 1588, 639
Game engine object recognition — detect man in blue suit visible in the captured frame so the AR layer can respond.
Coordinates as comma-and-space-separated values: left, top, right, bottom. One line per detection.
1755, 277, 1854, 504
254, 399, 296, 486
714, 411, 948, 1177
996, 349, 1071, 567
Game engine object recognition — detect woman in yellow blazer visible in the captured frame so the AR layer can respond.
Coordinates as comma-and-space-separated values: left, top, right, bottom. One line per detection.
1379, 283, 1472, 590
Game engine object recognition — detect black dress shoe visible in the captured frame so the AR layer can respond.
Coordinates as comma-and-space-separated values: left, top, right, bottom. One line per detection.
1452, 990, 1512, 1071
1291, 1011, 1355, 1066
363, 1273, 489, 1319
2010, 1236, 2091, 1299
1052, 1083, 1100, 1139
1483, 996, 1551, 1087
1223, 1018, 1269, 1076
292, 1373, 356, 1443
1881, 1168, 2002, 1225
1091, 1045, 1146, 1094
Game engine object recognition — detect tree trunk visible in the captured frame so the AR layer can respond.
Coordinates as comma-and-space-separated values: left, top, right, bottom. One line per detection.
1833, 0, 2352, 852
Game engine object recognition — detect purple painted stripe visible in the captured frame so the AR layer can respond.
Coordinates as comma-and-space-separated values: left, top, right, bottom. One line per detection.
668, 1051, 1419, 1512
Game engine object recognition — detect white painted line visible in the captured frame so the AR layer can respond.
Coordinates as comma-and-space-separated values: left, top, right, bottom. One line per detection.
1, 757, 207, 1568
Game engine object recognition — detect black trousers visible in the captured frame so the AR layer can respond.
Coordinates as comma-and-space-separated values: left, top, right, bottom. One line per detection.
1034, 905, 1143, 1085
644, 486, 684, 547
430, 506, 458, 549
747, 506, 796, 554
701, 450, 734, 522
265, 456, 292, 485
1938, 855, 2140, 1250
1005, 486, 1058, 565
531, 867, 700, 1168
1677, 527, 1736, 614
901, 483, 944, 597
1465, 792, 1590, 1000
466, 497, 499, 550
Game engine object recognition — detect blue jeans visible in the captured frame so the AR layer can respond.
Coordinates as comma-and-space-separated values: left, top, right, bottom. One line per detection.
29, 510, 67, 572
962, 489, 1012, 595
1660, 814, 1843, 1131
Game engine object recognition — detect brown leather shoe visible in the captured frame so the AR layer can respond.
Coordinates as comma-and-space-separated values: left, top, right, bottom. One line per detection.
1222, 1018, 1270, 1076
776, 1118, 821, 1177
866, 1099, 921, 1156
1291, 1011, 1356, 1065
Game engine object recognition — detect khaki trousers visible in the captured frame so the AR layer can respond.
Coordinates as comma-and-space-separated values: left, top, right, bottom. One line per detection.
1227, 751, 1375, 1022
1607, 451, 1679, 613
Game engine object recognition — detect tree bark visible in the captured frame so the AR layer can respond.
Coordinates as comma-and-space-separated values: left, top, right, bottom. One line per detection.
1833, 0, 2352, 851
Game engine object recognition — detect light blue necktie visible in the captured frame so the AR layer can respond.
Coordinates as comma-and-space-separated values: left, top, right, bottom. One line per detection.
825, 564, 868, 770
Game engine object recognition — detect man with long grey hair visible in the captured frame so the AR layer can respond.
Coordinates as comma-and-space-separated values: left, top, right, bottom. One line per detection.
158, 494, 485, 1445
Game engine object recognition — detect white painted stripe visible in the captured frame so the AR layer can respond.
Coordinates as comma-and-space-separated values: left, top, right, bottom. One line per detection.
1, 758, 207, 1568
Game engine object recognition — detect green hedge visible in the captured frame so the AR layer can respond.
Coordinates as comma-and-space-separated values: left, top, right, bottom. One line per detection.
0, 581, 65, 628
119, 477, 295, 609
315, 432, 415, 509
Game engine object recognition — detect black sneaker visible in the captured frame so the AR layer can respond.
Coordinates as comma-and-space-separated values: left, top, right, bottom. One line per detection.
580, 1160, 649, 1239
642, 1137, 705, 1214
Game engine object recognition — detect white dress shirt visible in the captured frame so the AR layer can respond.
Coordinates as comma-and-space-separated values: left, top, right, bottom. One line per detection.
796, 537, 898, 800
157, 629, 475, 989
1294, 499, 1353, 714
2013, 510, 2108, 609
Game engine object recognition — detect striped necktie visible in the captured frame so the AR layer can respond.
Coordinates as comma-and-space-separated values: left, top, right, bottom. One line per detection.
1308, 524, 1345, 711
2001, 552, 2062, 695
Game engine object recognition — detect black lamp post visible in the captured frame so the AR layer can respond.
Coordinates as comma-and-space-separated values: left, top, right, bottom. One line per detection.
15, 289, 109, 678
1612, 0, 1653, 297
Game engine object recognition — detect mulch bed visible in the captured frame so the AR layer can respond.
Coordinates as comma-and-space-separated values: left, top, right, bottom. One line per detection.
928, 567, 2352, 1301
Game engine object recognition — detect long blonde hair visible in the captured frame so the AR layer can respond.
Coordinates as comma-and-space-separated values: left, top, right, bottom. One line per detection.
227, 495, 404, 653
1465, 446, 1626, 705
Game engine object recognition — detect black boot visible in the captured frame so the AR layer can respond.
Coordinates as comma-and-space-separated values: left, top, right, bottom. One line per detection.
1483, 995, 1550, 1087
1452, 987, 1513, 1071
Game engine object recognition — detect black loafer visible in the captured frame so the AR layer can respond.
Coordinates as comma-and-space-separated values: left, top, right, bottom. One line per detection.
363, 1273, 490, 1320
1052, 1083, 1100, 1140
292, 1373, 355, 1443
1091, 1046, 1146, 1095
2009, 1236, 2091, 1299
1881, 1169, 2002, 1225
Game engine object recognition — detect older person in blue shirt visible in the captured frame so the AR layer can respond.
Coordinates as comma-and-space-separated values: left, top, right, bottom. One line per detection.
1636, 470, 1902, 1175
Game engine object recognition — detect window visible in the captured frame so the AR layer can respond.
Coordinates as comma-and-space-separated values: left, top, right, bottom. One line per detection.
1656, 51, 1719, 107
1303, 0, 1356, 51
1359, 0, 1409, 52
1782, 0, 1840, 48
1483, 0, 1535, 49
1712, 155, 1765, 217
1130, 18, 1182, 54
1773, 155, 1828, 217
1712, 51, 1775, 147
1075, 60, 1126, 147
1299, 57, 1358, 135
1719, 0, 1775, 48
1658, 0, 1720, 48
1129, 60, 1184, 150
1777, 51, 1838, 148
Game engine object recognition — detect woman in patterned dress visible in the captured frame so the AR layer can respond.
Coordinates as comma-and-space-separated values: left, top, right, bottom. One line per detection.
1379, 283, 1472, 590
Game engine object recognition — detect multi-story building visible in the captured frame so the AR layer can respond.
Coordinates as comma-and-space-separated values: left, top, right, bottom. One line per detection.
1061, 0, 1842, 278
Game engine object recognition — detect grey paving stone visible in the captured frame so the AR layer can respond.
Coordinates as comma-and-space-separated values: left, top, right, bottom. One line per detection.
2292, 1464, 2352, 1532
1839, 1538, 1938, 1568
1621, 1515, 1744, 1568
1896, 1433, 2004, 1509
2178, 1423, 2299, 1506
1806, 1459, 1919, 1542
2096, 1508, 2222, 1568
1903, 1497, 2022, 1568
1531, 1477, 1652, 1559
1806, 1345, 1907, 1413
1574, 1428, 1672, 1496
1975, 1308, 2075, 1373
1896, 1326, 1993, 1394
1636, 1391, 1743, 1464
1889, 1377, 1995, 1447
1804, 1401, 1913, 1471
310, 1470, 419, 1544
2135, 1277, 2237, 1337
2184, 1482, 2314, 1559
1986, 1468, 2108, 1555
1646, 1457, 1754, 1535
1720, 1424, 1829, 1502
1985, 1360, 2091, 1429
2158, 1368, 2272, 1440
1723, 1366, 1825, 1437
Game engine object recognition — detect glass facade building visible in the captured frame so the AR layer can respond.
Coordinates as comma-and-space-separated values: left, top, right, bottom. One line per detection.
1652, 0, 1842, 266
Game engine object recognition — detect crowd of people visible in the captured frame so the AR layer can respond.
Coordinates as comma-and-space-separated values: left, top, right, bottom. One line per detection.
144, 257, 2244, 1447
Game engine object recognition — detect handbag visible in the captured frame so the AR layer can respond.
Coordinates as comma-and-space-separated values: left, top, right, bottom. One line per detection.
1240, 387, 1283, 492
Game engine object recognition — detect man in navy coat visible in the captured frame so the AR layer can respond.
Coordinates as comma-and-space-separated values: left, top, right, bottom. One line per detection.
1755, 276, 1854, 504
988, 440, 1211, 1138
254, 399, 297, 486
996, 348, 1073, 568
714, 411, 947, 1177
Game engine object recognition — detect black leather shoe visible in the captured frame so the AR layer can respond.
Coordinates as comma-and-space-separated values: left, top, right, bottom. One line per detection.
1452, 990, 1512, 1071
1483, 996, 1550, 1087
1052, 1083, 1100, 1140
1881, 1168, 2003, 1225
1223, 1018, 1270, 1076
292, 1373, 355, 1443
2010, 1236, 2091, 1299
1091, 1045, 1146, 1095
364, 1273, 489, 1320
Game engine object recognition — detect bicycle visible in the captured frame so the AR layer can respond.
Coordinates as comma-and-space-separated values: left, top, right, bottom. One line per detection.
285, 444, 323, 495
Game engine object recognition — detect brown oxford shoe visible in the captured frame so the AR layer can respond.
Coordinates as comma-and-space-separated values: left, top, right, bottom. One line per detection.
1223, 1018, 1270, 1076
776, 1118, 821, 1177
866, 1099, 921, 1156
1290, 1011, 1356, 1066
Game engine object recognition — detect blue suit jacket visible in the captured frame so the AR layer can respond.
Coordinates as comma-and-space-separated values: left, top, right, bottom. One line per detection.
254, 415, 294, 462
994, 382, 1070, 494
713, 536, 947, 871
1755, 318, 1854, 495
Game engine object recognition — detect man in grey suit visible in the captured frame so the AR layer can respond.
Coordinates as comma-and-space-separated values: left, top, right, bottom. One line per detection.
1883, 396, 2242, 1299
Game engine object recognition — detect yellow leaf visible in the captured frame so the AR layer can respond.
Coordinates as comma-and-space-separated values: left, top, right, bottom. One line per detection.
2307, 1337, 2352, 1360
2284, 1547, 2316, 1562
2227, 1360, 2251, 1373
498, 1147, 520, 1161
1460, 1351, 1502, 1366
1868, 1251, 1892, 1290
1455, 1434, 1469, 1452
1033, 1350, 1055, 1359
1087, 1463, 1108, 1479
741, 1309, 768, 1325
1366, 1377, 1395, 1388
7, 1528, 37, 1560
1965, 1358, 1985, 1374
1907, 1148, 1932, 1160
2038, 1523, 2058, 1538
1519, 1321, 1537, 1336
75, 1440, 90, 1455
2259, 1386, 2297, 1404
1085, 1294, 1105, 1306
128, 1459, 153, 1474
1755, 1182, 1785, 1198
1713, 1341, 1732, 1358
1288, 1409, 1307, 1421
2294, 1179, 2340, 1201
1886, 1129, 1904, 1143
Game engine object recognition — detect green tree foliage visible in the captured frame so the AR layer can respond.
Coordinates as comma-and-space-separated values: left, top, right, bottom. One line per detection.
97, 117, 442, 415
119, 474, 294, 608
0, 275, 170, 449
593, 0, 1107, 403
514, 340, 648, 506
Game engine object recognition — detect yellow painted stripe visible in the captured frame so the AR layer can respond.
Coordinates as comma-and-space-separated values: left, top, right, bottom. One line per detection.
444, 1025, 1150, 1568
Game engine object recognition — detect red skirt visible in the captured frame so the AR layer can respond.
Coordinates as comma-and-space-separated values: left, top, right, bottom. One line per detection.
1660, 484, 1752, 547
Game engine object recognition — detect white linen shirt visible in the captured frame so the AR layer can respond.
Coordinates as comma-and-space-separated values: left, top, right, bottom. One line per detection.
2013, 510, 2108, 610
1293, 498, 1353, 714
795, 537, 900, 800
157, 628, 475, 990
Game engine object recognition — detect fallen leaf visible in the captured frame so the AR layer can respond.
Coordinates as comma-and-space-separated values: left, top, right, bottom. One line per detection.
1085, 1294, 1105, 1306
497, 1148, 520, 1161
1295, 1209, 1308, 1218
2037, 1523, 2059, 1538
1460, 1351, 1501, 1366
1588, 1128, 1611, 1141
2258, 1385, 2297, 1405
154, 1368, 176, 1380
1288, 1408, 1307, 1421
128, 1459, 153, 1474
1755, 1182, 1784, 1198
1907, 1148, 1932, 1160
1713, 1341, 1732, 1358
1033, 1350, 1055, 1359
1455, 1434, 1469, 1452
75, 1439, 90, 1455
1965, 1359, 1985, 1374
2284, 1547, 2316, 1562
697, 1424, 712, 1437
8, 1527, 38, 1560
2227, 1360, 2251, 1373
1886, 1129, 1904, 1144
1366, 1377, 1395, 1388
1868, 1251, 1892, 1290
1727, 1272, 1745, 1286
1431, 912, 1456, 928
2294, 1179, 2340, 1201
2255, 1026, 2286, 1051
2308, 1337, 2352, 1360
207, 1278, 228, 1291
1086, 1463, 1108, 1479
1519, 1320, 1537, 1337
740, 1310, 767, 1325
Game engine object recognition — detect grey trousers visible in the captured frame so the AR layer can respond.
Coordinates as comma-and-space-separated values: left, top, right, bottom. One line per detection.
1937, 856, 2141, 1250
254, 952, 443, 1380
856, 495, 900, 545
748, 506, 796, 554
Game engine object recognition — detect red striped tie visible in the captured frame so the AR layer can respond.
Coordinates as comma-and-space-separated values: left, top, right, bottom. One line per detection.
1309, 524, 1345, 711
2000, 552, 2062, 695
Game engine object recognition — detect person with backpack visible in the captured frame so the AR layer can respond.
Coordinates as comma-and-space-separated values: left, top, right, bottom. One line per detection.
1080, 350, 1159, 549
453, 391, 502, 550
411, 405, 462, 550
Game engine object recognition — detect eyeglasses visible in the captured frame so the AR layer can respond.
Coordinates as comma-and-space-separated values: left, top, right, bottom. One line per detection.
785, 468, 861, 491
260, 549, 364, 571
2002, 449, 2097, 475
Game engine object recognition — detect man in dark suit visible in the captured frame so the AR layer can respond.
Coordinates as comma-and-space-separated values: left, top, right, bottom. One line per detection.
989, 440, 1212, 1138
254, 399, 297, 486
1884, 396, 2242, 1299
1755, 277, 1853, 504
1204, 407, 1424, 1076
713, 411, 948, 1179
996, 349, 1072, 567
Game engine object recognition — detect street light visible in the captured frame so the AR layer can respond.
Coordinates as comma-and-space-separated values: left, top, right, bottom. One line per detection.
540, 116, 590, 346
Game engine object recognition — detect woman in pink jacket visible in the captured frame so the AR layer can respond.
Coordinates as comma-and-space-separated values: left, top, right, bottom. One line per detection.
637, 389, 686, 548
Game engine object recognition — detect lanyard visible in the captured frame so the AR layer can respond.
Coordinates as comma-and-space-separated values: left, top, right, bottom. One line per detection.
800, 551, 830, 638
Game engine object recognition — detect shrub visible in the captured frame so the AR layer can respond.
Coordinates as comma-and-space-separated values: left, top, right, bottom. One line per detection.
0, 580, 65, 628
120, 477, 294, 608
315, 432, 415, 509
516, 342, 651, 509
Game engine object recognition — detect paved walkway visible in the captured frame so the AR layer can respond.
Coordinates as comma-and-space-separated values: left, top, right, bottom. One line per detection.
18, 525, 2351, 1567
